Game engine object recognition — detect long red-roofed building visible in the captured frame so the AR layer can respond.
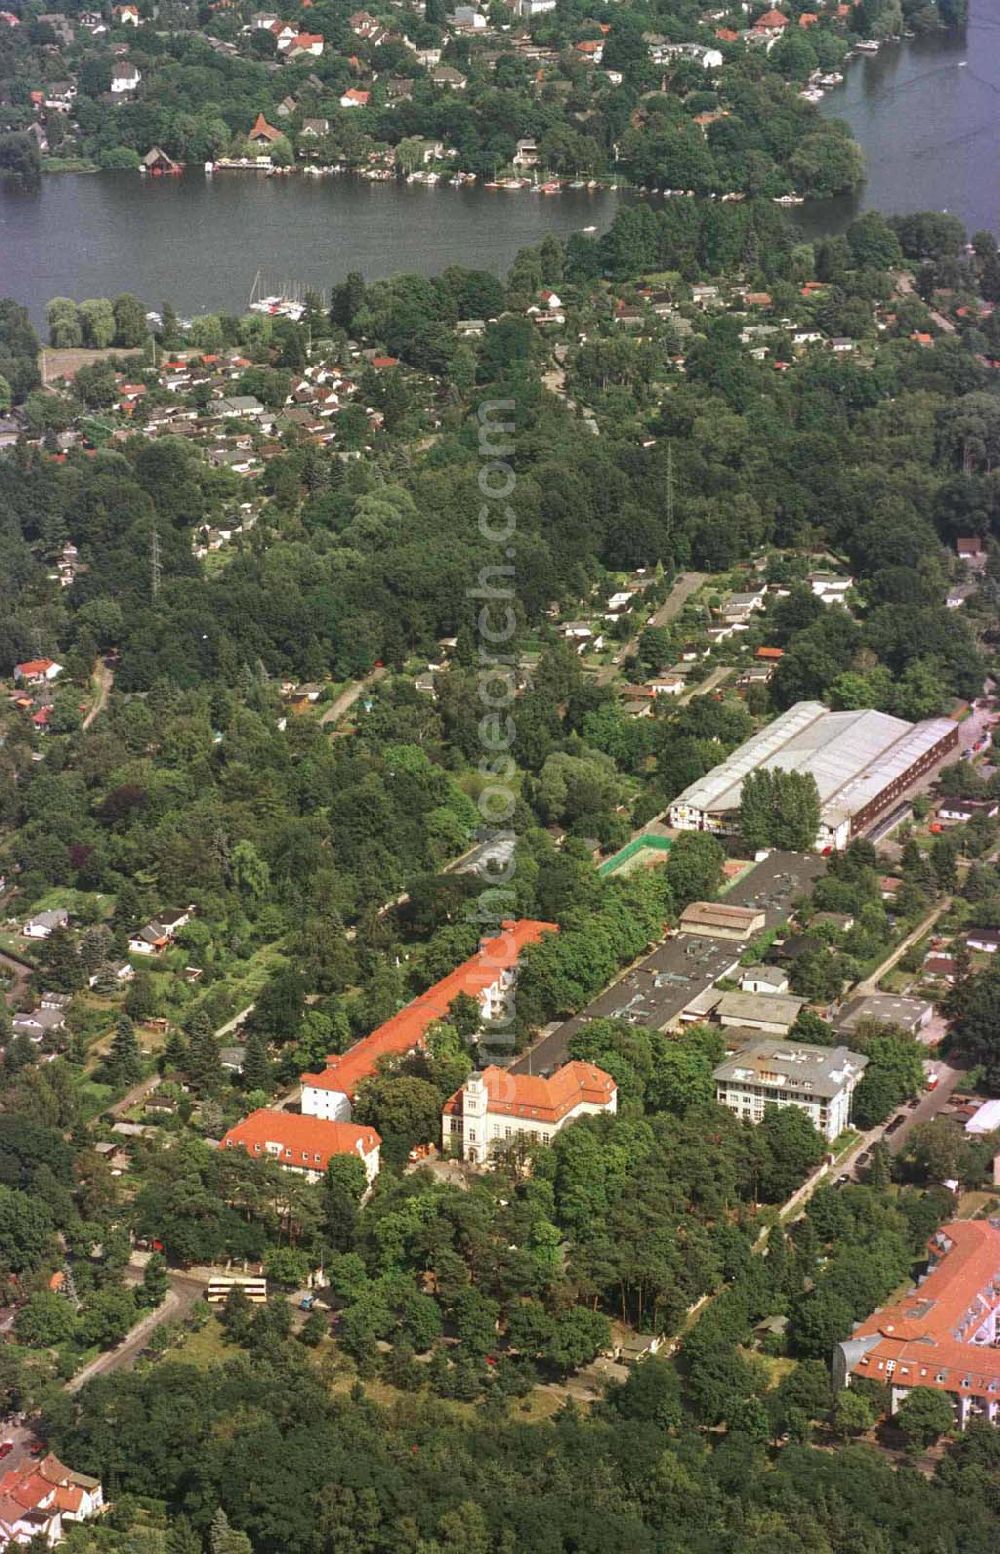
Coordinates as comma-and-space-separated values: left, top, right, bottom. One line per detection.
301, 919, 557, 1122
834, 1219, 1000, 1428
442, 1062, 617, 1163
221, 1109, 381, 1184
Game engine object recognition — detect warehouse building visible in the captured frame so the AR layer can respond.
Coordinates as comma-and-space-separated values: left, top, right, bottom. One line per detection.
668, 701, 958, 851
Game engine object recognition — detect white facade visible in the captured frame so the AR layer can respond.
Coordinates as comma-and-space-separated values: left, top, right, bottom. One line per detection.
301, 1078, 353, 1122
713, 1041, 867, 1143
444, 1064, 617, 1165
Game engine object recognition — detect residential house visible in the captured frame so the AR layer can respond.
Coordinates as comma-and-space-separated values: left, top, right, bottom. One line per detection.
512, 137, 539, 168
23, 908, 69, 939
221, 1108, 381, 1184
284, 31, 324, 56
13, 1005, 67, 1043
300, 117, 330, 137
429, 64, 467, 89
302, 919, 557, 1121
128, 905, 193, 957
938, 798, 999, 822
442, 1061, 617, 1164
87, 960, 134, 988
966, 928, 1000, 955
739, 965, 790, 996
339, 87, 370, 107
110, 61, 141, 93
808, 571, 853, 604
450, 5, 486, 27
14, 658, 63, 685
520, 0, 556, 14
956, 536, 987, 571
0, 1454, 104, 1547
112, 3, 140, 21
248, 112, 282, 144
713, 1038, 867, 1141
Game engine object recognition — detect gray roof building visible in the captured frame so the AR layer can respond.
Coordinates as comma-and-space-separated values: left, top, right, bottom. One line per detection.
835, 993, 933, 1037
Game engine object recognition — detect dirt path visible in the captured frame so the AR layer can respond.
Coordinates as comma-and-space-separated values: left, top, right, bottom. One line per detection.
82, 661, 113, 731
319, 666, 386, 727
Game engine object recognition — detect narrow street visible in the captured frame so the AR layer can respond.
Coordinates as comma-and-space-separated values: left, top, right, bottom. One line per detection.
594, 571, 707, 685
852, 899, 951, 997
65, 1269, 209, 1394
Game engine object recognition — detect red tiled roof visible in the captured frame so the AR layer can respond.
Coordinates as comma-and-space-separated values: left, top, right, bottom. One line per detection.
715, 26, 739, 39
755, 646, 784, 660
249, 112, 281, 142
847, 1221, 1000, 1397
754, 8, 788, 27
221, 1109, 380, 1170
303, 920, 557, 1099
15, 658, 57, 677
443, 1060, 615, 1123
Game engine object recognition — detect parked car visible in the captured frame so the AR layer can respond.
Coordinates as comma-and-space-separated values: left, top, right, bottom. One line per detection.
885, 1115, 906, 1135
0, 1443, 14, 1460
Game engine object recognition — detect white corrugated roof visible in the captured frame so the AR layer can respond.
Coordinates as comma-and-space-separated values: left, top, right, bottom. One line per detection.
670, 702, 954, 830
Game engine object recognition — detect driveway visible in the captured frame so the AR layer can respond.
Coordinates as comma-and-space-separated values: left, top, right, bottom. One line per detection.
319, 667, 386, 727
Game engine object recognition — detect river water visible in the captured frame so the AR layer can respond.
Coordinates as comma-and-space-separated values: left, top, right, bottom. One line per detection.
0, 2, 994, 324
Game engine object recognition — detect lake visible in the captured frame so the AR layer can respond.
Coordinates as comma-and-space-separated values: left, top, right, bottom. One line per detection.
0, 172, 622, 326
801, 0, 999, 240
0, 1, 994, 324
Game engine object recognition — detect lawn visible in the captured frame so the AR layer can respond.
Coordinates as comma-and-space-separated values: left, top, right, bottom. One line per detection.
169, 1315, 237, 1369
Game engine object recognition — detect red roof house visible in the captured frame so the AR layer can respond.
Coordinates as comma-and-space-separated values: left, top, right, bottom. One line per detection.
222, 1109, 382, 1182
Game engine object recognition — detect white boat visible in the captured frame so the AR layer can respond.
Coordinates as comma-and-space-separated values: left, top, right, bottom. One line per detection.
773, 194, 805, 205
204, 160, 214, 174
855, 39, 880, 52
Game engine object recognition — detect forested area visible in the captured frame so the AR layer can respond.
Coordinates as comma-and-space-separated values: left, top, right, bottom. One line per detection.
1, 44, 1000, 1532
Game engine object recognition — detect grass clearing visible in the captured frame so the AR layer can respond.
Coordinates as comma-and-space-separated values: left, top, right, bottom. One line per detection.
169, 1315, 236, 1369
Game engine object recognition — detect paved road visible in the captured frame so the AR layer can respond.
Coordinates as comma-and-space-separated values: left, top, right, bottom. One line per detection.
65, 1270, 207, 1394
215, 1002, 255, 1038
852, 899, 951, 997
594, 571, 708, 685
679, 664, 730, 704
647, 571, 708, 630
319, 666, 386, 727
894, 271, 956, 335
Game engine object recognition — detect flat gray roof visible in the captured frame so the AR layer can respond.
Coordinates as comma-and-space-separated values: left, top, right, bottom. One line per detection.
836, 993, 932, 1034
510, 851, 824, 1075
